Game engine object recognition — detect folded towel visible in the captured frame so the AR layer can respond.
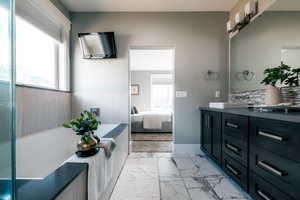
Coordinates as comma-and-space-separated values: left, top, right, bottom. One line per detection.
97, 138, 116, 158
143, 113, 163, 129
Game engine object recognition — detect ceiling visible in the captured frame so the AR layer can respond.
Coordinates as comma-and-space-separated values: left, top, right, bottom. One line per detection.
59, 0, 238, 12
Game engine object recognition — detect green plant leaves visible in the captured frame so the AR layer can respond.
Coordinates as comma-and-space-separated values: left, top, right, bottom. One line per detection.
261, 62, 299, 87
63, 124, 72, 128
62, 110, 101, 136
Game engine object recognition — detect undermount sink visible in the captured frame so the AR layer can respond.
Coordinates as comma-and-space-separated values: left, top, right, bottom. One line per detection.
209, 102, 248, 109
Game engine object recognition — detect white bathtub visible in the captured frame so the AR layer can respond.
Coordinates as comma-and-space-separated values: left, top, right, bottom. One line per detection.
16, 124, 121, 179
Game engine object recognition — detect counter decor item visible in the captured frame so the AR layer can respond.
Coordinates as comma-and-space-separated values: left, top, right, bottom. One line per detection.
63, 111, 101, 157
261, 63, 300, 105
261, 62, 291, 105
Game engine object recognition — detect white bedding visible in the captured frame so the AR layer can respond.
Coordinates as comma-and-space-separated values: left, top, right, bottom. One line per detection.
131, 111, 172, 129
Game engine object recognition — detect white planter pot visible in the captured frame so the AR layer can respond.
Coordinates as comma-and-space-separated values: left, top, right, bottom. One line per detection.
265, 85, 281, 105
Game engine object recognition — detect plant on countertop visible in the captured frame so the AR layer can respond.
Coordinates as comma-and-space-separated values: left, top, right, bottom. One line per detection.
63, 111, 101, 143
261, 62, 300, 105
261, 62, 300, 87
284, 68, 300, 87
261, 62, 290, 86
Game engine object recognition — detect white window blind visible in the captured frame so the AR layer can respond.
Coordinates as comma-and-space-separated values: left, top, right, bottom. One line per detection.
16, 0, 63, 42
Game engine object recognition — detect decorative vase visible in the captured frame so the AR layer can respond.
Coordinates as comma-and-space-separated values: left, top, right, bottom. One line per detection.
265, 85, 281, 105
77, 135, 98, 152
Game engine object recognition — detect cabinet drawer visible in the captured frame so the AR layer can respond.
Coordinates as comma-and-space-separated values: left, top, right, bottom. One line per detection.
250, 146, 300, 199
223, 134, 248, 166
222, 152, 248, 191
250, 117, 300, 164
249, 172, 295, 200
223, 114, 248, 140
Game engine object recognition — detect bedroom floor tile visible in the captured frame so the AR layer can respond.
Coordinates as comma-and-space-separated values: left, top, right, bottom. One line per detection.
110, 152, 252, 200
131, 141, 173, 152
131, 133, 173, 141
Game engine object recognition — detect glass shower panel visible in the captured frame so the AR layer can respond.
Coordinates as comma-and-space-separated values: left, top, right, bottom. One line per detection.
0, 0, 15, 199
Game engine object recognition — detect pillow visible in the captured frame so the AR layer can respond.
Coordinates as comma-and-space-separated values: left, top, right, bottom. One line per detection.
133, 106, 138, 114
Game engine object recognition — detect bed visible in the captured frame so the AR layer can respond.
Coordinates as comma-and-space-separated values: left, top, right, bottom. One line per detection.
131, 110, 173, 133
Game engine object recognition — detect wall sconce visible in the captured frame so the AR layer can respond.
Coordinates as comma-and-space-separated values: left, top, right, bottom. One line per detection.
235, 12, 242, 25
244, 1, 256, 18
236, 70, 254, 81
227, 20, 233, 33
204, 70, 219, 81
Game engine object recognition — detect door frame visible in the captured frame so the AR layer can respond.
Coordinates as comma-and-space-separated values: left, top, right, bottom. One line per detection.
127, 46, 176, 153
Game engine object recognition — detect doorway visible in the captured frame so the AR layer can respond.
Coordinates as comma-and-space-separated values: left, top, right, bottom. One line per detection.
129, 47, 175, 153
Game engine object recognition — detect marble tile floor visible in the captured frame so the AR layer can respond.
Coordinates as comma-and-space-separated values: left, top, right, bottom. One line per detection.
110, 152, 252, 200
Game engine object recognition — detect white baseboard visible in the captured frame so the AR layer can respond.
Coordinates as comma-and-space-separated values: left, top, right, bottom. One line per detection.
173, 144, 201, 156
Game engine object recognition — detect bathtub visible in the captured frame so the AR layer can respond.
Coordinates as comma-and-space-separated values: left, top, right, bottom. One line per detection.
16, 124, 127, 179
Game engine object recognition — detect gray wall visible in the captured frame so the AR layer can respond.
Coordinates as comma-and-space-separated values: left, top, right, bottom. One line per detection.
16, 86, 76, 178
131, 71, 171, 112
71, 12, 229, 145
16, 86, 71, 137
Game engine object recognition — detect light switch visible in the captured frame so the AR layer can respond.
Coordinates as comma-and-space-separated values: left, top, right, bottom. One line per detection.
176, 91, 188, 98
215, 90, 221, 98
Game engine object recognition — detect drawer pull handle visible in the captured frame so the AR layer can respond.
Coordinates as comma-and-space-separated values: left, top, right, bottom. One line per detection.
226, 163, 240, 176
226, 143, 241, 153
257, 190, 273, 200
226, 122, 239, 129
258, 161, 285, 176
258, 131, 284, 141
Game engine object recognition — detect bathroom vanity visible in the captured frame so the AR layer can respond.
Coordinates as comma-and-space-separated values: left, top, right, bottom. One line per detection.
199, 107, 300, 200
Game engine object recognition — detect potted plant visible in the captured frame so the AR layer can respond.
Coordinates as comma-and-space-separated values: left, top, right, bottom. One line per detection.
261, 62, 290, 105
63, 111, 101, 156
284, 68, 300, 87
284, 68, 300, 104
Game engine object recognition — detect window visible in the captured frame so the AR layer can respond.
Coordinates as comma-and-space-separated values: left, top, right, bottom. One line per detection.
0, 6, 10, 81
16, 16, 59, 89
151, 74, 173, 111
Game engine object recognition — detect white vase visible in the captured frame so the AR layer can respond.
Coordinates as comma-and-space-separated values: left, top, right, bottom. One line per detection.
265, 85, 281, 105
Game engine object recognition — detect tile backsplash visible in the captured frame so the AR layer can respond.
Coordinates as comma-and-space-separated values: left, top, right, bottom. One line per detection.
230, 86, 300, 105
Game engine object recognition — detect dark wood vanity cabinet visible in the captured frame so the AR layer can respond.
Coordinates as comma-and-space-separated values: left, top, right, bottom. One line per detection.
200, 110, 222, 165
199, 108, 300, 200
222, 113, 249, 191
249, 118, 300, 200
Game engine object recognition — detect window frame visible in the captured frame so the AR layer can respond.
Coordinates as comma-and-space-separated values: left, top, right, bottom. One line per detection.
15, 16, 69, 92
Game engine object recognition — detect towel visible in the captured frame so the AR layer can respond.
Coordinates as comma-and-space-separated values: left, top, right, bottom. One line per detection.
97, 138, 116, 158
143, 113, 162, 129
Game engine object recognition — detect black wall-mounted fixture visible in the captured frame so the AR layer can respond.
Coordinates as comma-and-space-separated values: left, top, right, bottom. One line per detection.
78, 32, 117, 59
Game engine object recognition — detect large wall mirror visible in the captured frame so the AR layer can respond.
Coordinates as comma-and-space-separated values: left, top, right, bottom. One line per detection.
230, 0, 300, 93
